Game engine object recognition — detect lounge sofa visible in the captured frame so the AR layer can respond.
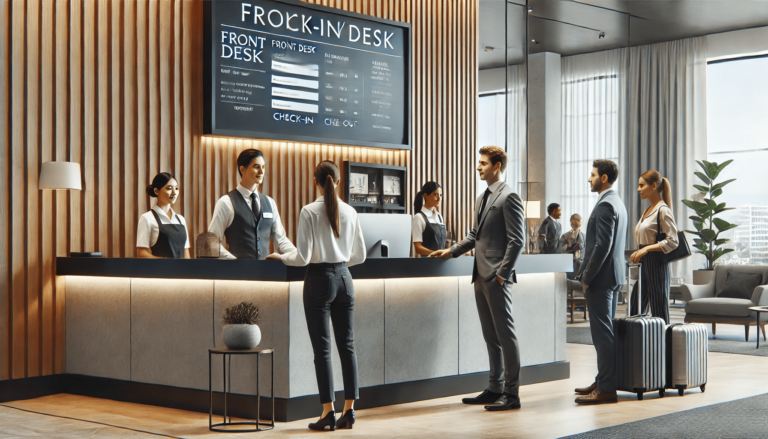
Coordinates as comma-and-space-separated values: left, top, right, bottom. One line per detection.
681, 265, 768, 341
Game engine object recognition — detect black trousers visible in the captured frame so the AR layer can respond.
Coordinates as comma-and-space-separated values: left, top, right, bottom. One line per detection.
630, 251, 671, 324
303, 262, 359, 404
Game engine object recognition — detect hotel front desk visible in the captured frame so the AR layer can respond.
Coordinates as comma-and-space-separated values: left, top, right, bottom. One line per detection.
57, 254, 572, 421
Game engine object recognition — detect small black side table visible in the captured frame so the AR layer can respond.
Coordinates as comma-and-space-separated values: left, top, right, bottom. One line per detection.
209, 347, 275, 433
748, 307, 768, 349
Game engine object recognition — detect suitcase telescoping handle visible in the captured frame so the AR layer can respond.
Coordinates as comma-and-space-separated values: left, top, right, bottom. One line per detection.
627, 262, 644, 318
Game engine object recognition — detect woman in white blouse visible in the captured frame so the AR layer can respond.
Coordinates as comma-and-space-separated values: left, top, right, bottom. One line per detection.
412, 181, 446, 257
267, 160, 365, 431
136, 172, 190, 259
629, 170, 679, 323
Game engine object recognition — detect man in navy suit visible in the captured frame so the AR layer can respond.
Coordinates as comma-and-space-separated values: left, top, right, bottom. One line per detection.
575, 159, 628, 405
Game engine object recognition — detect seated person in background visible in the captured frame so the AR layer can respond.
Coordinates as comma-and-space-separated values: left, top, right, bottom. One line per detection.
560, 213, 585, 280
537, 203, 562, 254
412, 181, 446, 257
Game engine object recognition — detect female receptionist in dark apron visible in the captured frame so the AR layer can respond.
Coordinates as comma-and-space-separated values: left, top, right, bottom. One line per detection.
412, 181, 446, 257
136, 172, 191, 259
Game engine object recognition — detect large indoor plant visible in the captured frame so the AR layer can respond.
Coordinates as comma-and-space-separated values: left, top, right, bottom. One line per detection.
682, 159, 738, 271
221, 302, 261, 350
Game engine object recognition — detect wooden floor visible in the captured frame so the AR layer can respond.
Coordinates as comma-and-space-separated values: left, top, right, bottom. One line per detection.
4, 302, 768, 438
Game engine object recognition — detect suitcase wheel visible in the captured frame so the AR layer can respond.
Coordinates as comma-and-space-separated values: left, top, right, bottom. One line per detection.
700, 383, 706, 393
659, 389, 665, 397
637, 392, 643, 401
678, 388, 684, 397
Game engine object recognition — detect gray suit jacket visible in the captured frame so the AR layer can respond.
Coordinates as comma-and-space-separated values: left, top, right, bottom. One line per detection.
537, 216, 562, 254
578, 189, 628, 288
451, 182, 526, 283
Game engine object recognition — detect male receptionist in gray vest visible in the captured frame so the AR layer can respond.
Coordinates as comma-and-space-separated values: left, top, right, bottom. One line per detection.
208, 149, 296, 259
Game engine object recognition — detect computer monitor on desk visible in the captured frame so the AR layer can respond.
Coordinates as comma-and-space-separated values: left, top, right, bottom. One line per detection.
357, 214, 412, 258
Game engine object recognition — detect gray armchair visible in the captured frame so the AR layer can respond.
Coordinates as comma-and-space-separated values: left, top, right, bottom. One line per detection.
681, 265, 768, 341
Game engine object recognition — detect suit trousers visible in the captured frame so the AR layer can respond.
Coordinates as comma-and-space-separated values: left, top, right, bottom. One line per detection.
474, 276, 521, 395
303, 263, 359, 404
585, 284, 620, 393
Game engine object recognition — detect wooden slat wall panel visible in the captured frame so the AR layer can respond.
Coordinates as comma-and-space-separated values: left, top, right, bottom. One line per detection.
0, 0, 10, 381
1, 0, 476, 380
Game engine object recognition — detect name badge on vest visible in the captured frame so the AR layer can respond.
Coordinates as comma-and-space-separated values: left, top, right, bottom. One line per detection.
263, 212, 274, 219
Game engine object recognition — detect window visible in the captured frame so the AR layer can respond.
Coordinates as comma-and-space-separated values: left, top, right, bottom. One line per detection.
477, 91, 524, 197
561, 74, 621, 225
707, 56, 768, 265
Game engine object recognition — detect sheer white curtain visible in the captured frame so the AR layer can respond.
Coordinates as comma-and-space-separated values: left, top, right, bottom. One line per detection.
561, 49, 628, 225
477, 64, 525, 198
561, 37, 708, 278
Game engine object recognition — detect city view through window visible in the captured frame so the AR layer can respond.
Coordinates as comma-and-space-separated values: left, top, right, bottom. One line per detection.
706, 55, 768, 265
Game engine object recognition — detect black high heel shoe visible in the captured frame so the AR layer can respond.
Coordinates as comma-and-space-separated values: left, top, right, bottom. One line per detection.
336, 409, 355, 429
308, 411, 336, 431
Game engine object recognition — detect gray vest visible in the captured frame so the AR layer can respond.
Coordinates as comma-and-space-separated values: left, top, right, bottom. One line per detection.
224, 190, 274, 260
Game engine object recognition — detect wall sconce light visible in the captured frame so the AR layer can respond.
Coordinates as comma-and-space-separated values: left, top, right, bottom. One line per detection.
39, 161, 82, 190
523, 201, 541, 219
484, 46, 495, 52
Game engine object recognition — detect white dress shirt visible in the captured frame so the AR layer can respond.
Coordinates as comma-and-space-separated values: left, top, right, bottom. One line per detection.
207, 184, 296, 259
635, 203, 679, 254
281, 197, 366, 267
136, 205, 190, 249
412, 206, 444, 243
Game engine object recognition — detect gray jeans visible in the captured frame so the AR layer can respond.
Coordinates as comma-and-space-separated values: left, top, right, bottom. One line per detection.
474, 277, 521, 395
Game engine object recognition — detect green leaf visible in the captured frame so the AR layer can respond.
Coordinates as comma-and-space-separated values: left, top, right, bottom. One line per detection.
712, 248, 735, 262
685, 230, 701, 236
693, 238, 704, 245
712, 159, 734, 180
713, 218, 738, 232
694, 171, 711, 185
701, 229, 717, 242
706, 199, 718, 209
715, 202, 726, 211
695, 221, 704, 232
711, 178, 736, 192
704, 160, 718, 179
714, 239, 729, 246
694, 250, 708, 256
693, 184, 709, 194
714, 207, 736, 215
694, 244, 709, 252
689, 215, 702, 222
700, 211, 712, 220
711, 188, 723, 198
683, 199, 706, 211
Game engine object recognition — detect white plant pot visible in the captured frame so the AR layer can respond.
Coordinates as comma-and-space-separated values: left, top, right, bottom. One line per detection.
222, 324, 261, 350
693, 269, 715, 286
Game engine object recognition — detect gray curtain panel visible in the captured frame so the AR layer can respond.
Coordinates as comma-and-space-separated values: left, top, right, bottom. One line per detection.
561, 37, 708, 279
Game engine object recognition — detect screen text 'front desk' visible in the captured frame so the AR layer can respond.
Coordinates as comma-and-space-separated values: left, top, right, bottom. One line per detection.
58, 255, 571, 421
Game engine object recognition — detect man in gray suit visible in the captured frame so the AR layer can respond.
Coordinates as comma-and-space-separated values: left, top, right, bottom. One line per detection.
537, 203, 562, 254
575, 159, 627, 405
431, 146, 526, 411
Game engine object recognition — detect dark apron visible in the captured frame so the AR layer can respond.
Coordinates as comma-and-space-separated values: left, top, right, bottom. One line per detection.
418, 211, 447, 256
150, 209, 187, 259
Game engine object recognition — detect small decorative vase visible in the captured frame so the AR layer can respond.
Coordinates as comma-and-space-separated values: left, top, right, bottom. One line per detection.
222, 324, 261, 350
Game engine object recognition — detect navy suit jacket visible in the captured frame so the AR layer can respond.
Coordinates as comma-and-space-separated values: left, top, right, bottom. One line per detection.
578, 189, 628, 288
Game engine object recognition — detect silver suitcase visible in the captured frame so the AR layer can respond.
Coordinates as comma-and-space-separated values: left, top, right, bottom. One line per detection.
614, 263, 667, 400
665, 323, 708, 396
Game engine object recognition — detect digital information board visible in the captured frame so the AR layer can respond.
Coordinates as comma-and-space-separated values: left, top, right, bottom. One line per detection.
204, 0, 411, 150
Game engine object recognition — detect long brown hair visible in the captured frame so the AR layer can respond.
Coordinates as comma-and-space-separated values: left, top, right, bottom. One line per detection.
641, 170, 672, 212
315, 161, 341, 238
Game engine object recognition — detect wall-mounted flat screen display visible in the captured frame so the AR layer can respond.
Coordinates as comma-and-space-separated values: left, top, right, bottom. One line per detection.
204, 0, 411, 150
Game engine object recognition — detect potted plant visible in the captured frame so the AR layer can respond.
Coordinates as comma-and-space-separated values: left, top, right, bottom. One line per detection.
221, 302, 261, 350
682, 159, 738, 284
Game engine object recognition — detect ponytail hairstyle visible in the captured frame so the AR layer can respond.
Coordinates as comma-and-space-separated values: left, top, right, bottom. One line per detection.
315, 161, 341, 238
146, 172, 176, 198
414, 181, 442, 212
640, 170, 673, 212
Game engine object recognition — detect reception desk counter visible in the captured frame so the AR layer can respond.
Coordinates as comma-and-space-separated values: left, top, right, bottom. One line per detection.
58, 255, 572, 421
